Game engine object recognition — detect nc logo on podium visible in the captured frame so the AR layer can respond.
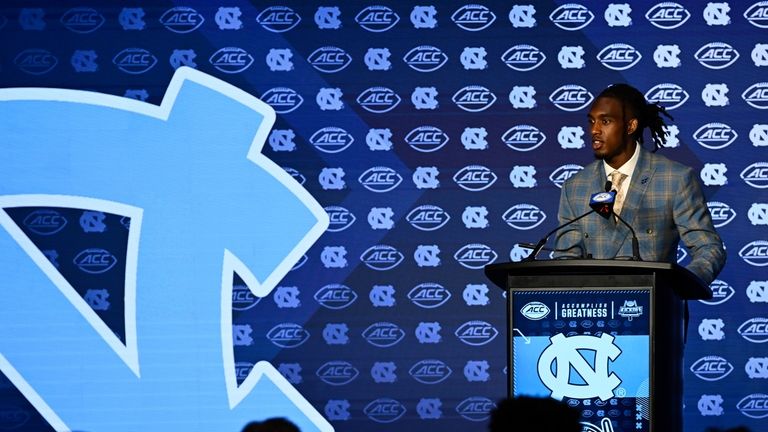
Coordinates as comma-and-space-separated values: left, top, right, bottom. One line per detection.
537, 333, 622, 401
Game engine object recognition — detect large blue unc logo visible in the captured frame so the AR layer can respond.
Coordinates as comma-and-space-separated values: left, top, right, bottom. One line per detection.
0, 68, 332, 431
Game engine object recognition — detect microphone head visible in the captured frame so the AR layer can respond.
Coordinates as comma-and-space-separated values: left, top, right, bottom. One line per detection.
590, 191, 616, 219
604, 180, 613, 192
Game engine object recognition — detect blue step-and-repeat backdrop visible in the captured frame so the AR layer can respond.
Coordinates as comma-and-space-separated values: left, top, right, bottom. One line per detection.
1, 1, 767, 431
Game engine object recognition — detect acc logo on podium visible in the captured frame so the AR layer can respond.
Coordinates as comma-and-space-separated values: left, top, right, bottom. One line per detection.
521, 301, 550, 320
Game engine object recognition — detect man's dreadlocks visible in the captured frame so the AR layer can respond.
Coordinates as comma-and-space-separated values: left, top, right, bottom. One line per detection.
596, 83, 674, 152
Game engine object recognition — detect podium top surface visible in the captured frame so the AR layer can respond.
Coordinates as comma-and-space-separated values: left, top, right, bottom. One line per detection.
484, 259, 711, 300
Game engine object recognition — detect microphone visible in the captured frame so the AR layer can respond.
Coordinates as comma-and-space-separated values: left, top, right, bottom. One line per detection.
595, 180, 643, 261
522, 182, 613, 262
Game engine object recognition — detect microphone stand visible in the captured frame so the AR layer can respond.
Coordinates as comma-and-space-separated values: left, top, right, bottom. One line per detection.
613, 211, 642, 261
605, 180, 642, 261
523, 210, 595, 262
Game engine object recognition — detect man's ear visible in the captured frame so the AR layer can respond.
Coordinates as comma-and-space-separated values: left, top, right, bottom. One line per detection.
626, 118, 638, 135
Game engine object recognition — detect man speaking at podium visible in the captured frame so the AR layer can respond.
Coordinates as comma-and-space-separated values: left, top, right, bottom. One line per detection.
553, 83, 726, 285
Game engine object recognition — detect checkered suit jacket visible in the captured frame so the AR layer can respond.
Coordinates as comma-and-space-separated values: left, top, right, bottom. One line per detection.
553, 146, 726, 284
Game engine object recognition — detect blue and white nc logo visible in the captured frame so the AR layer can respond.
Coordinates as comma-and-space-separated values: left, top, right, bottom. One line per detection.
463, 284, 489, 306
322, 323, 350, 345
321, 245, 348, 268
317, 88, 344, 111
266, 49, 294, 72
698, 394, 724, 416
315, 6, 341, 29
464, 360, 490, 382
604, 3, 632, 27
417, 398, 442, 419
537, 333, 622, 401
413, 167, 440, 189
411, 6, 437, 28
319, 167, 346, 190
71, 50, 98, 72
415, 322, 442, 344
170, 49, 197, 70
369, 285, 396, 307
509, 5, 537, 28
747, 281, 768, 303
371, 362, 397, 383
215, 7, 243, 30
273, 286, 300, 308
462, 127, 488, 150
325, 400, 350, 421
461, 47, 488, 70
510, 165, 537, 188
367, 128, 393, 151
368, 207, 395, 230
119, 8, 146, 30
414, 245, 441, 267
0, 69, 331, 431
412, 87, 439, 110
463, 206, 489, 229
364, 48, 392, 71
269, 129, 296, 152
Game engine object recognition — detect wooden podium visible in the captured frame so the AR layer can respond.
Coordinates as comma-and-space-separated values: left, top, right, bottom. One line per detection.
485, 260, 711, 432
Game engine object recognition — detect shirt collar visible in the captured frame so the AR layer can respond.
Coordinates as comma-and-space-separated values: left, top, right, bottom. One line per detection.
603, 142, 640, 178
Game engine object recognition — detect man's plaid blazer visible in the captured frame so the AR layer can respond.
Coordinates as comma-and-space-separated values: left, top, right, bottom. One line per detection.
553, 146, 726, 284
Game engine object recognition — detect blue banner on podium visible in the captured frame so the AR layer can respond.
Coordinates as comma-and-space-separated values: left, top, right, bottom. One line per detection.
512, 289, 652, 432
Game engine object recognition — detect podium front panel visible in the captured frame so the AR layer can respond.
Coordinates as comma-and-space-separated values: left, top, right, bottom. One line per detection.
510, 287, 652, 432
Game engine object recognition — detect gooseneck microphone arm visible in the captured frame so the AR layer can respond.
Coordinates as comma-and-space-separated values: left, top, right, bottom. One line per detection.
614, 210, 642, 261
523, 181, 614, 262
604, 179, 642, 261
523, 209, 596, 262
